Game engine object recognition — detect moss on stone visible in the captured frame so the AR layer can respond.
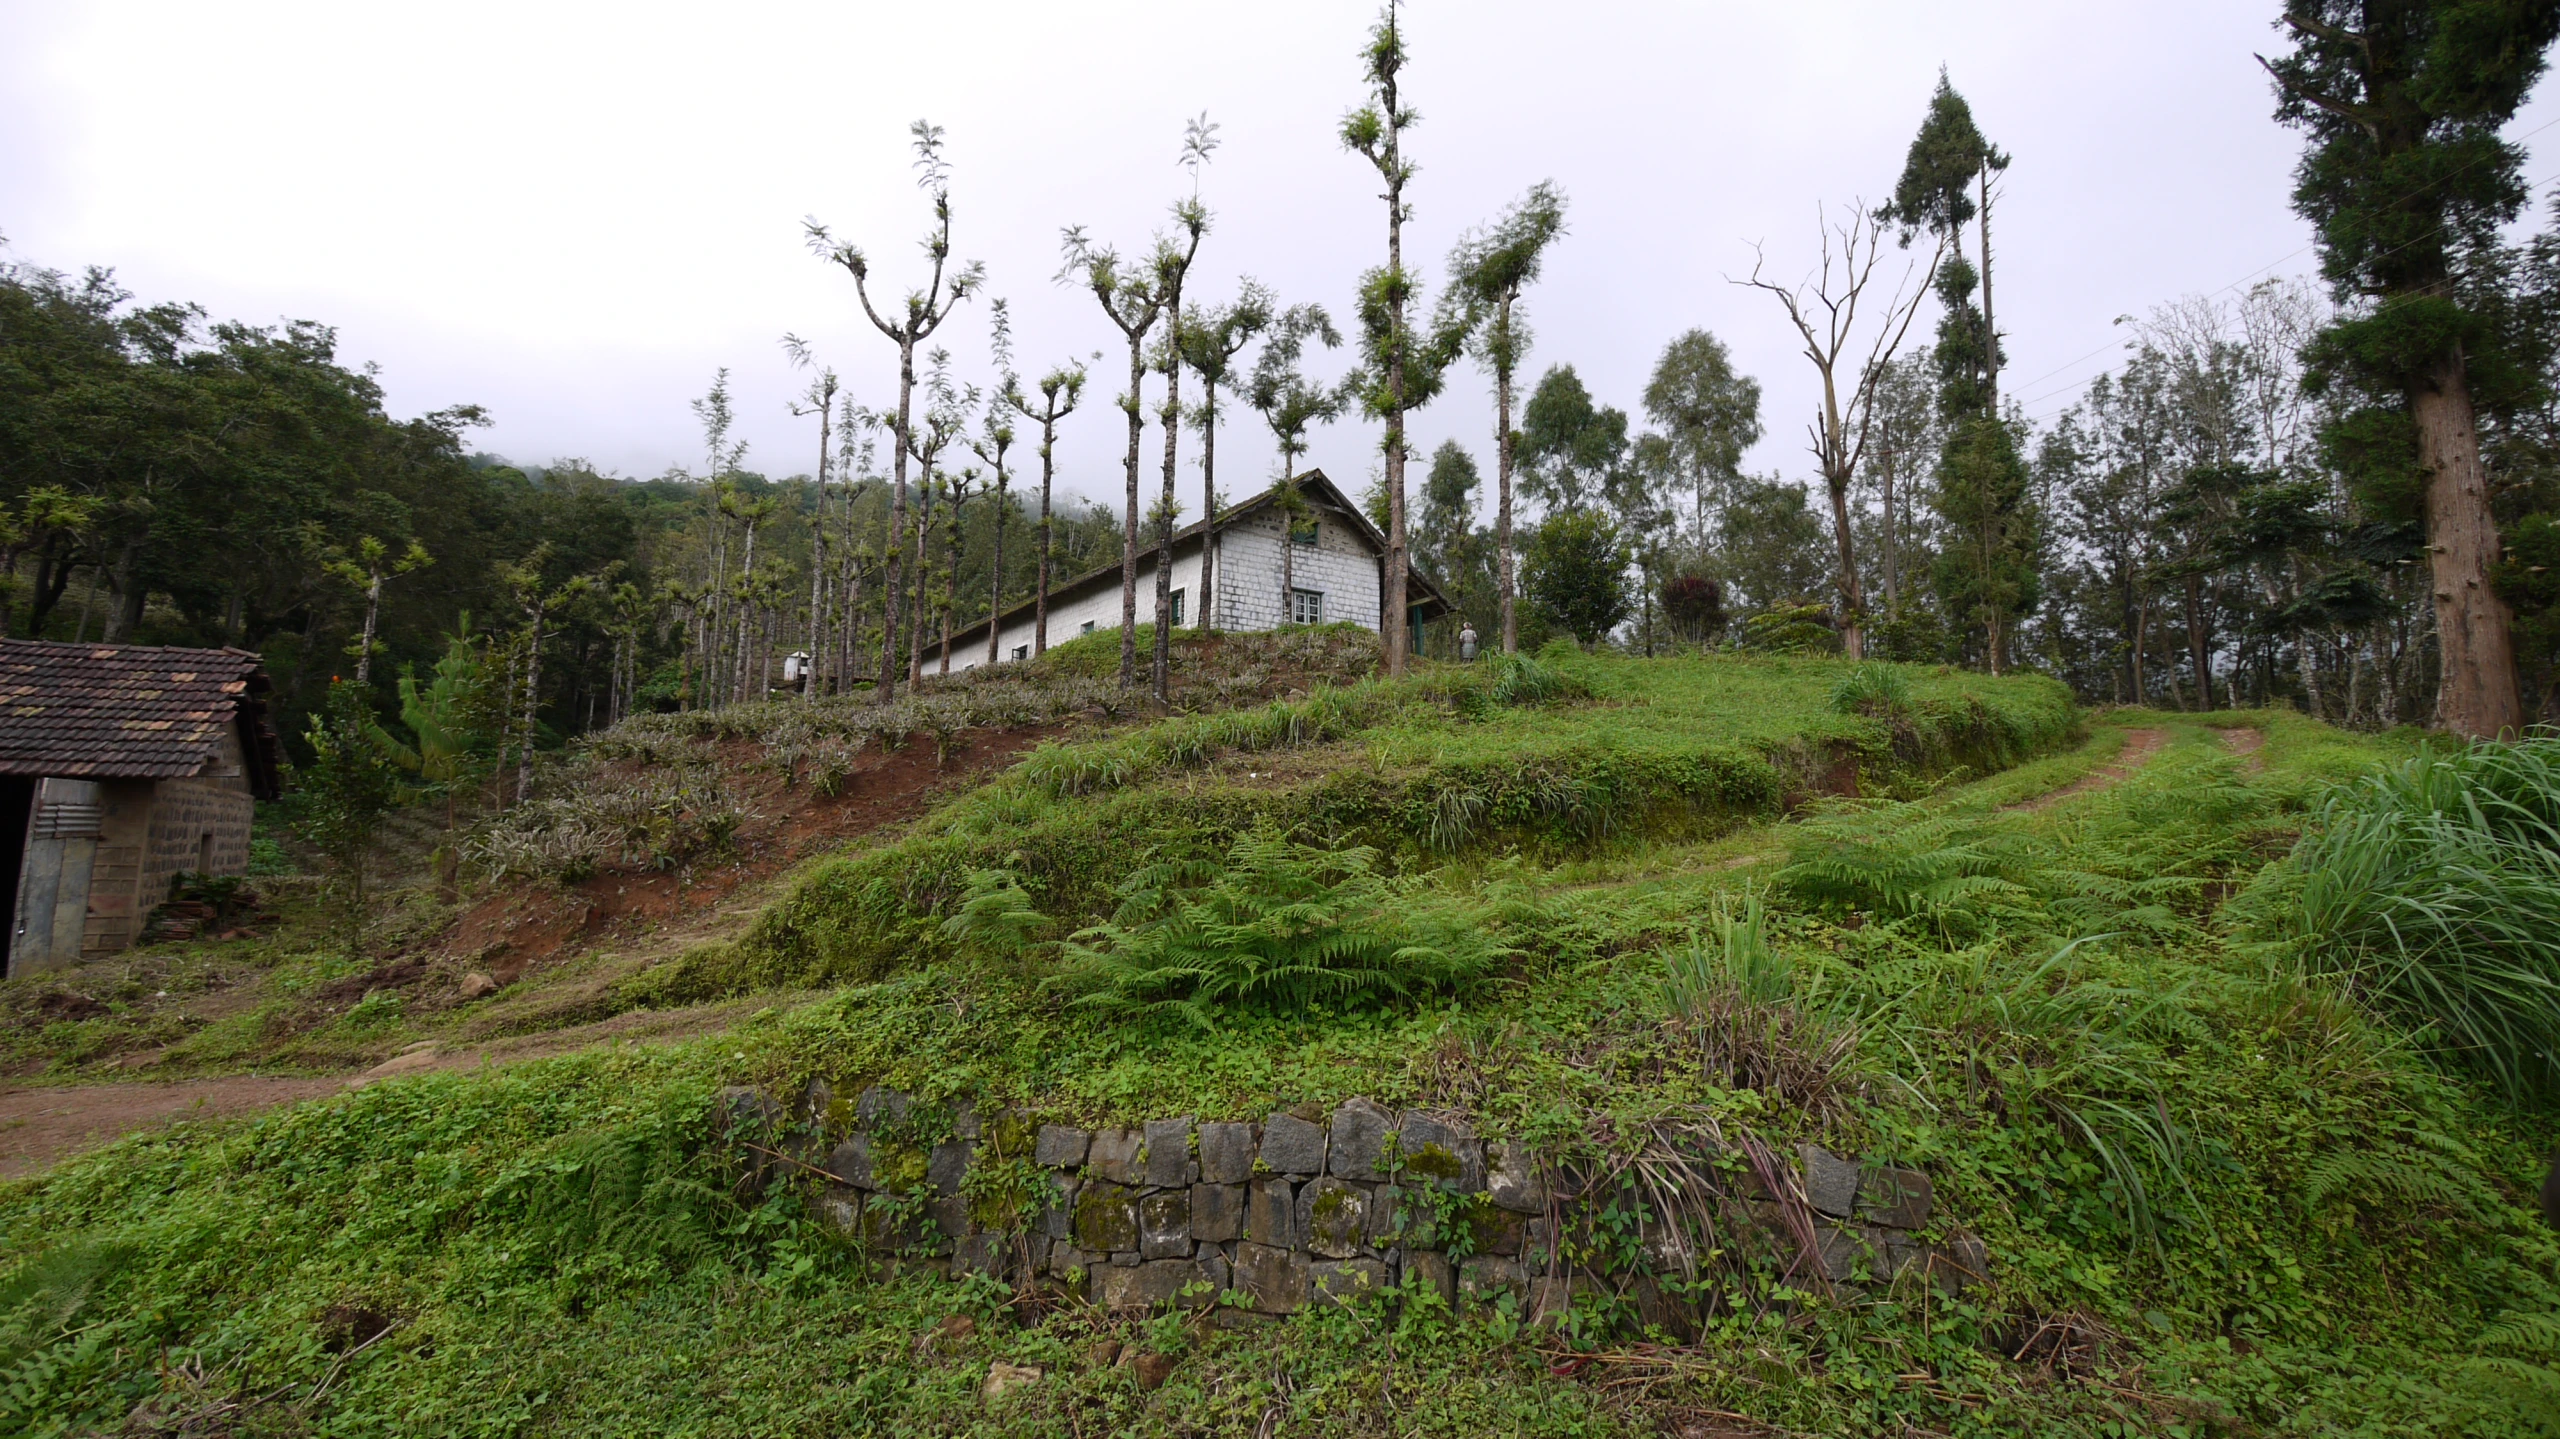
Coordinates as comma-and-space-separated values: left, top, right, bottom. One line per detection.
1403, 1141, 1462, 1183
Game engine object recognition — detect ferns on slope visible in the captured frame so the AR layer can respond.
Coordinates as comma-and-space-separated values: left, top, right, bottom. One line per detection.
1046, 829, 1497, 1029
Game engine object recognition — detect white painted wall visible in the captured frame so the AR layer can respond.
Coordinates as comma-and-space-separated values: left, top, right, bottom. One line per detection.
941, 510, 1383, 671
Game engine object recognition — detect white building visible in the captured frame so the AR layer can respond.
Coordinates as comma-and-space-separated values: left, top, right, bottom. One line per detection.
928, 470, 1452, 671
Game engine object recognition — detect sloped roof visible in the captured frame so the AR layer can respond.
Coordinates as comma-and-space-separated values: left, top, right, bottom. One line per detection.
0, 640, 284, 798
930, 469, 1454, 658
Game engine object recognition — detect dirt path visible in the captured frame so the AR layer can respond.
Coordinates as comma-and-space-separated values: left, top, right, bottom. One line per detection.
0, 996, 786, 1181
2214, 726, 2267, 774
2006, 727, 2169, 813
0, 1076, 342, 1180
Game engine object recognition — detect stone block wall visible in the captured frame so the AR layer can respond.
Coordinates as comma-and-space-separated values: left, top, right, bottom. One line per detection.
732, 1086, 1989, 1323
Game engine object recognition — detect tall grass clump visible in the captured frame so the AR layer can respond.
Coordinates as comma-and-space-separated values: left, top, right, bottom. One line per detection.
2266, 735, 2560, 1099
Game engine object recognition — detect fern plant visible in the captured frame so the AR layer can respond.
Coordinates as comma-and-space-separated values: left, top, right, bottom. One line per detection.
1047, 829, 1496, 1028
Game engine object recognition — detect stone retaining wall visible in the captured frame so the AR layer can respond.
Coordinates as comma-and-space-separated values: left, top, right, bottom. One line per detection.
727, 1085, 1987, 1327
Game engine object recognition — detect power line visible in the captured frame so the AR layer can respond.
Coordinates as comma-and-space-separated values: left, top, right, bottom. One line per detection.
2005, 111, 2560, 426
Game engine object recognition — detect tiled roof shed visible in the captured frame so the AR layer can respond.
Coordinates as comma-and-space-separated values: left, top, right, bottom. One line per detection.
0, 640, 284, 800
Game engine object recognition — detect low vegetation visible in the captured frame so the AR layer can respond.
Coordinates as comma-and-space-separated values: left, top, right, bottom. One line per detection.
651, 645, 2073, 1001
8, 655, 2560, 1434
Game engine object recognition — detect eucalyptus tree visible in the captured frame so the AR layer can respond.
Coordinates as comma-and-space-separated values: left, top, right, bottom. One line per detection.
1639, 329, 1763, 540
806, 119, 985, 702
1178, 280, 1275, 633
782, 334, 840, 698
1002, 358, 1088, 656
2264, 0, 2558, 738
1244, 303, 1346, 619
1060, 231, 1172, 688
1517, 367, 1631, 515
1740, 204, 1944, 661
1341, 1, 1430, 675
1442, 181, 1568, 654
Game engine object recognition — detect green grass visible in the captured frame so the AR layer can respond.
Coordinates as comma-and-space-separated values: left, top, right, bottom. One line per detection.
2245, 733, 2560, 1101
653, 649, 2075, 1001
12, 696, 2560, 1435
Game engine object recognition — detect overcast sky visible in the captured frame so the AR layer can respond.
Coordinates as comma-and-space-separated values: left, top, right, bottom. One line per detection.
6, 2, 2558, 522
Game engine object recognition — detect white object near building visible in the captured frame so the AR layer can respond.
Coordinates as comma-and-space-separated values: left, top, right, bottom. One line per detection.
927, 470, 1452, 671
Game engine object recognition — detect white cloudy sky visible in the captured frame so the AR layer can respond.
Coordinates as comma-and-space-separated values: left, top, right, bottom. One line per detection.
5, 1, 2558, 520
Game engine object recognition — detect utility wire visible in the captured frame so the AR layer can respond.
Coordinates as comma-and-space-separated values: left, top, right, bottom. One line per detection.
2001, 111, 2560, 425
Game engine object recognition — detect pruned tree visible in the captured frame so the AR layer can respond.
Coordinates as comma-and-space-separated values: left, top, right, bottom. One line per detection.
498, 544, 594, 804
1002, 358, 1088, 657
806, 119, 985, 703
940, 465, 978, 674
1178, 278, 1276, 633
782, 333, 840, 698
1245, 303, 1345, 622
1146, 115, 1218, 702
975, 301, 1021, 667
1738, 203, 1945, 660
1442, 181, 1569, 654
906, 351, 973, 681
1341, 1, 1437, 675
1058, 228, 1171, 689
322, 535, 431, 684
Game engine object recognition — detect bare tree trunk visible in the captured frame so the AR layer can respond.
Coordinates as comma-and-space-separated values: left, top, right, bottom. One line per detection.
1199, 406, 1219, 632
1880, 458, 1900, 611
882, 340, 915, 701
941, 485, 961, 676
1497, 296, 1520, 657
2183, 575, 2210, 712
988, 473, 1007, 667
910, 478, 933, 685
1153, 320, 1185, 704
517, 607, 545, 804
1281, 490, 1298, 626
1979, 158, 1998, 414
1036, 429, 1056, 656
1119, 340, 1145, 688
101, 540, 142, 643
2412, 350, 2522, 738
355, 572, 382, 684
1822, 459, 1864, 661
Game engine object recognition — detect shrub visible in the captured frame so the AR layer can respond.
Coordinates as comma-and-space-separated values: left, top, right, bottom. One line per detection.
2262, 736, 2560, 1100
1046, 830, 1498, 1028
1830, 662, 1913, 720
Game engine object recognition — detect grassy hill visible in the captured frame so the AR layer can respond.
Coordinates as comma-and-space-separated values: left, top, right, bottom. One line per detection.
4, 647, 2557, 1437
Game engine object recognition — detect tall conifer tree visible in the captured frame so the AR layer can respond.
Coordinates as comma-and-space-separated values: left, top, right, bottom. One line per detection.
2264, 1, 2559, 737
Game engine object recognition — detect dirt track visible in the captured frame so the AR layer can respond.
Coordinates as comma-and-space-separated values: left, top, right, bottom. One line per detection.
0, 1076, 341, 1180
2007, 727, 2168, 812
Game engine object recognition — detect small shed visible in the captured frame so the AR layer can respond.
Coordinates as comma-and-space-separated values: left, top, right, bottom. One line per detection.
0, 641, 284, 976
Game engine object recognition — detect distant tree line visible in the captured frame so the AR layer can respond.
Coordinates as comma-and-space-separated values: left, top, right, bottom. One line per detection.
10, 0, 2559, 750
